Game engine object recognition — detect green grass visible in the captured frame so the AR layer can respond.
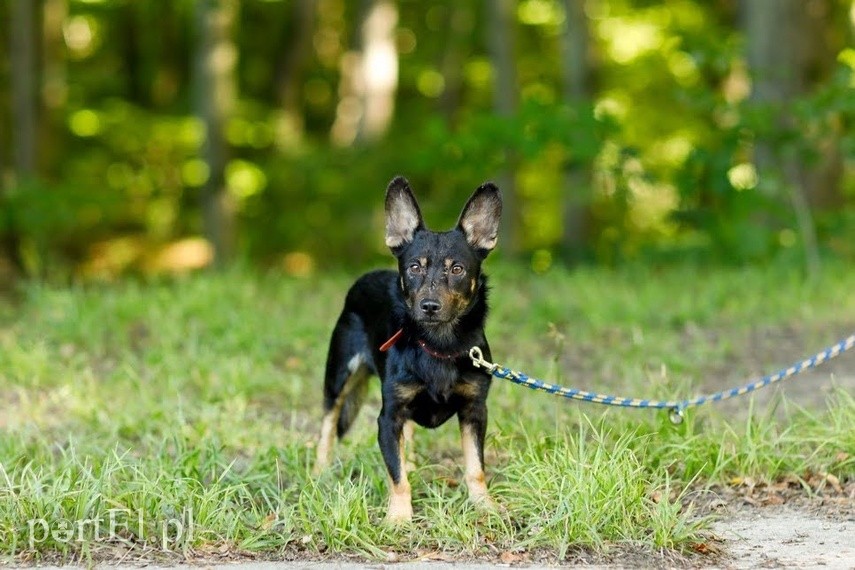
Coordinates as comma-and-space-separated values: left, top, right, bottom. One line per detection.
1, 263, 854, 563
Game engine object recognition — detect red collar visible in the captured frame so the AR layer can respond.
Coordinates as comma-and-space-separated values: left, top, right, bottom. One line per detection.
416, 339, 463, 360
379, 328, 465, 360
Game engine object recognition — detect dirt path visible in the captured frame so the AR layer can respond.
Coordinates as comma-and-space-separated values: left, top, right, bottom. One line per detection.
711, 507, 855, 569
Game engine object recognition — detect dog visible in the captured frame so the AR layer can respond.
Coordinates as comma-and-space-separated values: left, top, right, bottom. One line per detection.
314, 176, 502, 523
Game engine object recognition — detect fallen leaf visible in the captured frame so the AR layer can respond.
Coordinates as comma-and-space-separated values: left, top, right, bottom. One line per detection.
730, 476, 756, 488
761, 494, 785, 506
825, 473, 843, 493
742, 496, 760, 507
780, 474, 800, 486
416, 550, 454, 561
261, 512, 277, 530
433, 476, 459, 488
500, 550, 523, 564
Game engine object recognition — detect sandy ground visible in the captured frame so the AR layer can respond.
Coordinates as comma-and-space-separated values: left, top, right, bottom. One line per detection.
711, 507, 855, 569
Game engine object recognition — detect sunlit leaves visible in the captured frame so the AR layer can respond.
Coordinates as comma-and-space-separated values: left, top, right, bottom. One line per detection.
68, 109, 101, 137
226, 160, 267, 200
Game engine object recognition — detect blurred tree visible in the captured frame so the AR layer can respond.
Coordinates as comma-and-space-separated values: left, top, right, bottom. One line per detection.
121, 3, 145, 104
10, 0, 37, 179
743, 0, 846, 275
122, 1, 185, 108
275, 0, 317, 146
194, 0, 238, 266
438, 2, 474, 125
559, 0, 594, 260
486, 0, 519, 253
41, 0, 67, 177
331, 0, 399, 145
7, 0, 39, 271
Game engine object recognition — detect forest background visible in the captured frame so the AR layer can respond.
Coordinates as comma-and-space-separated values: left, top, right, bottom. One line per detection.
2, 0, 854, 279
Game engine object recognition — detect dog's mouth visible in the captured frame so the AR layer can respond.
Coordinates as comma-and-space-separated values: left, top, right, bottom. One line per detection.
410, 308, 461, 330
415, 313, 452, 325
415, 316, 459, 345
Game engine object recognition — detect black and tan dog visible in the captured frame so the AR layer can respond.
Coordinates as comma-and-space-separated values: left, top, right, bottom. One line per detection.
314, 176, 502, 522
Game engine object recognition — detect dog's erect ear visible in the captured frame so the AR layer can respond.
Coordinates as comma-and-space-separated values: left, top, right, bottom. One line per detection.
385, 176, 424, 252
457, 182, 502, 255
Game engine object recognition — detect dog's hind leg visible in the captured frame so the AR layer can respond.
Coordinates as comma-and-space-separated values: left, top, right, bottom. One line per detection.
315, 353, 370, 474
315, 412, 338, 474
315, 311, 373, 474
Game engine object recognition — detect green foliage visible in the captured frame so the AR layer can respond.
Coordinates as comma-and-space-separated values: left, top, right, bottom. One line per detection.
670, 56, 855, 264
1, 0, 853, 275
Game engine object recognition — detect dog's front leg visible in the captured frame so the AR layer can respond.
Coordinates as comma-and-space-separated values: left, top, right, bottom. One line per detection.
459, 406, 494, 507
378, 412, 412, 523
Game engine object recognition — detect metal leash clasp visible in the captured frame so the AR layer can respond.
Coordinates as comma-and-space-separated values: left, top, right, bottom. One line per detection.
469, 346, 498, 373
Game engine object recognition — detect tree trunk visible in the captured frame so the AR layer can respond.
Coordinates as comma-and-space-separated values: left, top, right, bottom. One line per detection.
485, 0, 519, 254
275, 0, 316, 148
796, 0, 844, 211
559, 0, 592, 261
194, 0, 238, 267
10, 0, 38, 178
6, 0, 39, 272
42, 0, 66, 111
438, 3, 472, 125
355, 0, 398, 144
121, 3, 144, 104
40, 0, 67, 173
330, 0, 398, 146
743, 0, 820, 277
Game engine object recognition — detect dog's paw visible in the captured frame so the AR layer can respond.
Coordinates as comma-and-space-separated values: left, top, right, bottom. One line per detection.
384, 495, 413, 525
384, 511, 413, 525
311, 460, 327, 477
470, 493, 504, 514
312, 447, 332, 476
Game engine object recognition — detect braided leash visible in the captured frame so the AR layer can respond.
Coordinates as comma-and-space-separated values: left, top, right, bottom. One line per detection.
469, 333, 855, 424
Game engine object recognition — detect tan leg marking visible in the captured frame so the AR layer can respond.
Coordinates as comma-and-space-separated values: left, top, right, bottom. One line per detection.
314, 411, 338, 474
402, 420, 415, 471
385, 431, 413, 523
313, 364, 363, 475
461, 424, 493, 506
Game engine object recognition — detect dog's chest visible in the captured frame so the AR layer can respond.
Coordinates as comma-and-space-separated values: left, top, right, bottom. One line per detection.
403, 362, 480, 429
413, 355, 461, 402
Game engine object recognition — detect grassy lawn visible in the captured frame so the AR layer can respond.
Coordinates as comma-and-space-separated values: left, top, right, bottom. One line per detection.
1, 262, 854, 563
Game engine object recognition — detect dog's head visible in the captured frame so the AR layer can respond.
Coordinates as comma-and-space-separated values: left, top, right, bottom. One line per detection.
384, 176, 502, 330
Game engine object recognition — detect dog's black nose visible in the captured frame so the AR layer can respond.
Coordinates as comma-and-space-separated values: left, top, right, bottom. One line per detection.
419, 299, 441, 315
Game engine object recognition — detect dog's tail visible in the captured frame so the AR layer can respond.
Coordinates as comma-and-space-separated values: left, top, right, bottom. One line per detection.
323, 350, 371, 439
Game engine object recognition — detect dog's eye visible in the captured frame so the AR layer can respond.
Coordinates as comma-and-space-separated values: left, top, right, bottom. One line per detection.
408, 263, 422, 275
450, 264, 465, 276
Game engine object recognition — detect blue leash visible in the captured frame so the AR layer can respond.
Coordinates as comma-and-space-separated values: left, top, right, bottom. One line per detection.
468, 333, 855, 424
